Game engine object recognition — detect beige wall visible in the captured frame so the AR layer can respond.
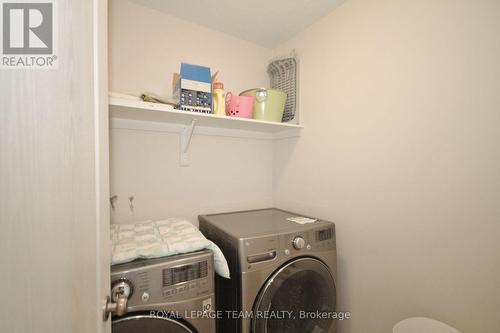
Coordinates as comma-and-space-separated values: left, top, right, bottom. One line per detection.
110, 129, 274, 223
109, 0, 273, 224
272, 0, 500, 332
109, 0, 270, 99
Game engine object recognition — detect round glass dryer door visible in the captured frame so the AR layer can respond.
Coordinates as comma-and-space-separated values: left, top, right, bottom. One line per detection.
113, 315, 195, 333
252, 257, 336, 333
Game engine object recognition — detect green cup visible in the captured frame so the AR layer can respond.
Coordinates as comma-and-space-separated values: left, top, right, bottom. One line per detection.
240, 88, 287, 122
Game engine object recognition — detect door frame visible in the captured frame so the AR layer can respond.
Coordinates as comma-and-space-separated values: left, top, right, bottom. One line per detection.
94, 0, 110, 332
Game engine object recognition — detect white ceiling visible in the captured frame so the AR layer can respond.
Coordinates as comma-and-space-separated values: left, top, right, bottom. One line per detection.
130, 0, 345, 48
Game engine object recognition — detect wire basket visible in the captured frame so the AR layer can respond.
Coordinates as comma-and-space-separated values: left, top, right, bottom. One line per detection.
267, 55, 298, 122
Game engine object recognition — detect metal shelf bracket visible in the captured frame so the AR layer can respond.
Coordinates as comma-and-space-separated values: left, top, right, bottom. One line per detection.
179, 119, 197, 166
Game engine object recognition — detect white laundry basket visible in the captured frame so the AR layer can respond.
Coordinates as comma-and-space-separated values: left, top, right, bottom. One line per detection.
393, 317, 462, 333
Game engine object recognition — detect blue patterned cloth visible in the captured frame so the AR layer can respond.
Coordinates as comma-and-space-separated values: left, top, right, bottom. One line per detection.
110, 218, 230, 278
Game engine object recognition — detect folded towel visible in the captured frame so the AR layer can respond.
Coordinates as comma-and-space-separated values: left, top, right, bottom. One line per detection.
110, 218, 230, 278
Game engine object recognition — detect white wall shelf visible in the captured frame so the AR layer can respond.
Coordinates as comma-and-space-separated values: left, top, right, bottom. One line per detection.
109, 96, 302, 137
109, 95, 303, 166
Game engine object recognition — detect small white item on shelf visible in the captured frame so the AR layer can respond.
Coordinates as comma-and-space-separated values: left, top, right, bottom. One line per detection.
109, 91, 142, 101
286, 216, 318, 224
212, 82, 226, 116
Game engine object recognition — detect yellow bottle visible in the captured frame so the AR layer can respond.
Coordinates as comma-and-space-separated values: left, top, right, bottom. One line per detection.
212, 82, 225, 116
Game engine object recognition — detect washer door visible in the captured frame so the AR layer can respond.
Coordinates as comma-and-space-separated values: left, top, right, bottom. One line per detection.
252, 257, 336, 333
113, 315, 196, 333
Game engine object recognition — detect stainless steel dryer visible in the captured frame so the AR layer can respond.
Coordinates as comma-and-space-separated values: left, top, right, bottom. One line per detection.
109, 250, 216, 333
199, 208, 337, 333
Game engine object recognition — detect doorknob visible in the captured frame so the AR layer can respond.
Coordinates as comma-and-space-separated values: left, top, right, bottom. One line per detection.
103, 279, 133, 321
103, 295, 128, 320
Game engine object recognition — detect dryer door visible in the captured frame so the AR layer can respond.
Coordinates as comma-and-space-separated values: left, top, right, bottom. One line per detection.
252, 257, 336, 333
113, 315, 195, 333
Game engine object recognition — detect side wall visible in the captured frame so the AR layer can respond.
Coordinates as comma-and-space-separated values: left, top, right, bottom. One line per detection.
272, 0, 500, 332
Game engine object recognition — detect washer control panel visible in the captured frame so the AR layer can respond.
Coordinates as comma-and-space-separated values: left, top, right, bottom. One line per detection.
111, 251, 214, 309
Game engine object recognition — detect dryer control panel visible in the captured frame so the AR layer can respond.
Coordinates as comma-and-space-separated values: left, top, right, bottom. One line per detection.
279, 225, 336, 257
240, 224, 336, 273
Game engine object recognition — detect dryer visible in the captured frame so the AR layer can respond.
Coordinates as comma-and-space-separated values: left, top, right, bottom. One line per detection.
110, 250, 216, 333
199, 208, 337, 333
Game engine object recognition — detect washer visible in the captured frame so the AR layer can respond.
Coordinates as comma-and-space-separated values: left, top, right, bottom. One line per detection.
110, 250, 216, 333
199, 208, 337, 333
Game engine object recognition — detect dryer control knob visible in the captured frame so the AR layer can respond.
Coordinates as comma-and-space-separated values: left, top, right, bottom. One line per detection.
293, 236, 306, 250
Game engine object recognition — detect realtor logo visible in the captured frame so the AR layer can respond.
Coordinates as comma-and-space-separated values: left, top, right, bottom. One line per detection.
1, 0, 57, 68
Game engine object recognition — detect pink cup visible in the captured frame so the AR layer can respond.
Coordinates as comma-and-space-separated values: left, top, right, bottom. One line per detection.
225, 92, 254, 118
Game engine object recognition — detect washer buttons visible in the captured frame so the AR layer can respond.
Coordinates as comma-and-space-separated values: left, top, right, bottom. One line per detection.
141, 292, 150, 302
284, 249, 290, 256
163, 289, 175, 297
306, 244, 312, 250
